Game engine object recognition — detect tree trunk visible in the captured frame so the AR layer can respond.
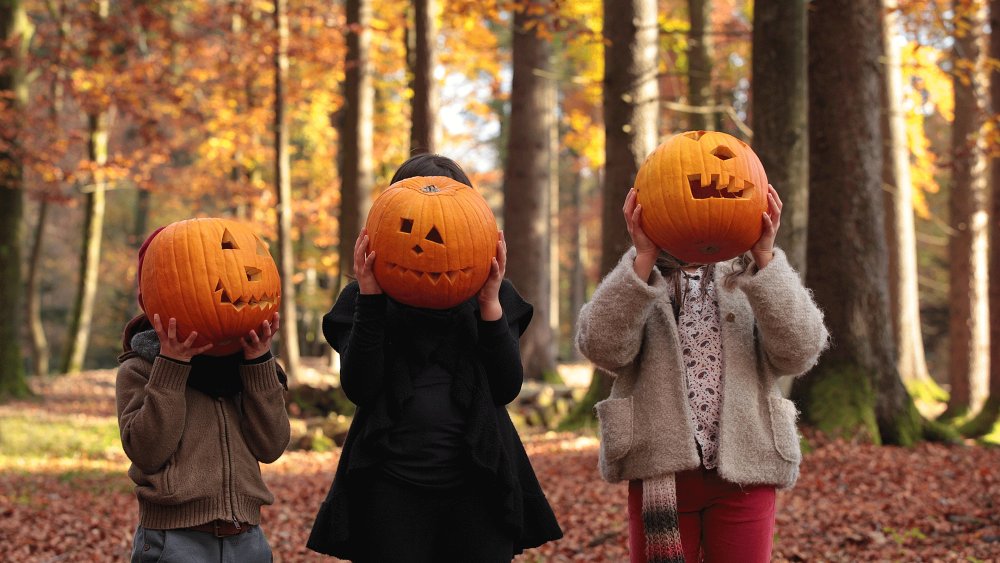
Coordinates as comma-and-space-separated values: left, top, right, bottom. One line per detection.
0, 0, 31, 397
567, 164, 586, 362
408, 0, 437, 154
338, 0, 375, 291
563, 0, 658, 427
27, 200, 49, 376
960, 0, 999, 436
274, 0, 301, 379
880, 0, 934, 393
791, 0, 923, 446
503, 0, 555, 380
943, 0, 990, 420
686, 0, 713, 130
751, 0, 808, 275
62, 110, 108, 374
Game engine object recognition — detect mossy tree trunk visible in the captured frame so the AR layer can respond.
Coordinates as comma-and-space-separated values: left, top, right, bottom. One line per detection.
0, 0, 31, 398
792, 0, 923, 446
563, 0, 657, 428
961, 0, 1000, 439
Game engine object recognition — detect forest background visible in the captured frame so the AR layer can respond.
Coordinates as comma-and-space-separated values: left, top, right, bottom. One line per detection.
2, 0, 1000, 560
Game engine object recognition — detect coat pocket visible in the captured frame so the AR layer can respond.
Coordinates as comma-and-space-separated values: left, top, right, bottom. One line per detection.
767, 395, 802, 463
595, 397, 634, 463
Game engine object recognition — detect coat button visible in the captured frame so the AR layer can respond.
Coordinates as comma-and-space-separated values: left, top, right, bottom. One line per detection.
143, 544, 150, 551
725, 312, 736, 322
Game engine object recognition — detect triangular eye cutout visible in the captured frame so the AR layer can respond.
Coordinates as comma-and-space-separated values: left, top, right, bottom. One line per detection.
425, 226, 443, 244
711, 146, 736, 160
215, 279, 224, 292
255, 237, 269, 256
221, 229, 239, 250
683, 130, 708, 141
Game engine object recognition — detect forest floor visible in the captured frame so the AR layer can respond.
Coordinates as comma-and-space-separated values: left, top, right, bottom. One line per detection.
1, 370, 999, 562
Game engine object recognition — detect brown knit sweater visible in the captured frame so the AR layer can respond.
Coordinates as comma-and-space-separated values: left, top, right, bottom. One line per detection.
116, 341, 290, 529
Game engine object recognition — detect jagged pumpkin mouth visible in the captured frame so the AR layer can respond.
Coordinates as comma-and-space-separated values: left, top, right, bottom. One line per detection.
688, 173, 752, 200
214, 278, 278, 311
385, 262, 474, 285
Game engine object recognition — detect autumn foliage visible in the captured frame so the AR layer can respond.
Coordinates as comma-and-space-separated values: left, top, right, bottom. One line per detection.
1, 371, 998, 561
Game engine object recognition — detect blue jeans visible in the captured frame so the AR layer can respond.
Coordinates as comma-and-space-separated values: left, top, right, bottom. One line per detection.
130, 524, 272, 563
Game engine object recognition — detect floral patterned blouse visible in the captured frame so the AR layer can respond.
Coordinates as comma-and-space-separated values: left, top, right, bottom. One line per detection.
675, 266, 724, 469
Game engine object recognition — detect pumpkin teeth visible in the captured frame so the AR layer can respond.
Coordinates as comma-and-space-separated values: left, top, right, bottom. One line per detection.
387, 262, 471, 284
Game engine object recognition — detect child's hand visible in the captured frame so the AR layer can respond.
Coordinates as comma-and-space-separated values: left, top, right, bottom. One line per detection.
153, 313, 213, 362
477, 231, 505, 321
751, 184, 782, 269
624, 188, 658, 257
355, 228, 382, 295
242, 312, 279, 360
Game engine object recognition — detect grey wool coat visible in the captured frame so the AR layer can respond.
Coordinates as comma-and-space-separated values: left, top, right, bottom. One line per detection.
576, 247, 829, 489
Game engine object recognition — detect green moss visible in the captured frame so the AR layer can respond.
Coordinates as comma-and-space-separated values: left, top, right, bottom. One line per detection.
558, 372, 607, 432
799, 364, 880, 444
540, 370, 565, 385
958, 397, 1000, 439
881, 397, 925, 447
906, 378, 948, 404
0, 414, 121, 459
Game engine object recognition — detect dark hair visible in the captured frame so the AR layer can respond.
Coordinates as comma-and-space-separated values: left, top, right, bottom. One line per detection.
390, 153, 472, 187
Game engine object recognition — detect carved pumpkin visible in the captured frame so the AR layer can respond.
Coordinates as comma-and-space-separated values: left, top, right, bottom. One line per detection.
635, 130, 769, 263
366, 175, 498, 309
138, 218, 281, 356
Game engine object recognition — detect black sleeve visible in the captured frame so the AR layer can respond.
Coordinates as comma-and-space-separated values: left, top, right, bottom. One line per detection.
322, 281, 388, 407
476, 280, 533, 405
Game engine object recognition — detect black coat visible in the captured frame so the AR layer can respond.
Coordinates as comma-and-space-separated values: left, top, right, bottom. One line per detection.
306, 281, 563, 559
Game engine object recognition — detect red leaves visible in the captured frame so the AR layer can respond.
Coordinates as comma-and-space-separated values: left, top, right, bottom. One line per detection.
3, 373, 999, 561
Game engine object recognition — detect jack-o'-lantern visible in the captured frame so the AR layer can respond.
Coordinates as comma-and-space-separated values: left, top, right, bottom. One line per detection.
366, 175, 498, 309
635, 130, 769, 263
138, 218, 282, 356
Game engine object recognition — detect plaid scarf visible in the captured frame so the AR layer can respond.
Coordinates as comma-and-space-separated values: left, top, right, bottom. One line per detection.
642, 474, 686, 563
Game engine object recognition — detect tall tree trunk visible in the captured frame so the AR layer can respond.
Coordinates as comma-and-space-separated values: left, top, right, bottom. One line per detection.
273, 0, 301, 378
943, 0, 990, 419
408, 0, 437, 154
791, 0, 923, 446
751, 0, 808, 275
338, 0, 374, 291
881, 0, 934, 390
0, 0, 31, 397
27, 201, 49, 376
567, 164, 587, 361
963, 0, 1000, 436
564, 0, 658, 426
503, 0, 555, 380
63, 109, 108, 373
686, 0, 713, 130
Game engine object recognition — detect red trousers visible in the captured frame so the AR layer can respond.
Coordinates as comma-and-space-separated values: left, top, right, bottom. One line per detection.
628, 467, 776, 563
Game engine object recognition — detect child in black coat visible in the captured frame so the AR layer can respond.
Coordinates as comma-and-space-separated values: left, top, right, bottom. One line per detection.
306, 154, 562, 561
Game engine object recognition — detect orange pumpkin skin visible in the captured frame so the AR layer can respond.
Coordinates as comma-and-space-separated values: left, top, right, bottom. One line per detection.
139, 218, 282, 356
635, 130, 769, 263
366, 176, 498, 309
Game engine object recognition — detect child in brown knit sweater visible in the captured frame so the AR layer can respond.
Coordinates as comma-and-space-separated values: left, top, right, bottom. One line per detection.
116, 231, 290, 562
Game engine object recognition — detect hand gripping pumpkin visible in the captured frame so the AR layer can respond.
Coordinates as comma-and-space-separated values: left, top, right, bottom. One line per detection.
366, 175, 498, 309
635, 130, 769, 263
138, 218, 282, 356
